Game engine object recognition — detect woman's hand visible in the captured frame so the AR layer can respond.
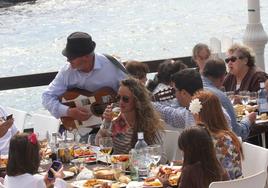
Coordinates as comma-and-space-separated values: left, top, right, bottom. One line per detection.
102, 105, 113, 122
44, 166, 65, 188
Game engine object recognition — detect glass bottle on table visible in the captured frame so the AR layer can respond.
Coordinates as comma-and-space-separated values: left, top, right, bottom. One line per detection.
258, 82, 268, 114
134, 132, 150, 179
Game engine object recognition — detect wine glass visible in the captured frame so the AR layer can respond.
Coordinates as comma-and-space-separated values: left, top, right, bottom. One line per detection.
147, 145, 162, 166
99, 137, 113, 166
112, 103, 121, 120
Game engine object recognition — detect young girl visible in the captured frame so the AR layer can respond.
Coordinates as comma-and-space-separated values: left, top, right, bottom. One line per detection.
189, 90, 243, 179
4, 133, 66, 188
177, 126, 228, 188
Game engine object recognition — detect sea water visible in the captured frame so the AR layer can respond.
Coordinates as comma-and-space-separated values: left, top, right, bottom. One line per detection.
0, 0, 268, 114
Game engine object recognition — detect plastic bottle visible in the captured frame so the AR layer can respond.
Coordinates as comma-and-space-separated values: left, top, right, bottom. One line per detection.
258, 82, 268, 114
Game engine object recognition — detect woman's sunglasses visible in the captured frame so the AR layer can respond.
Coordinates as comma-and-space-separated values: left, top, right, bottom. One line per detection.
116, 95, 130, 103
225, 56, 244, 64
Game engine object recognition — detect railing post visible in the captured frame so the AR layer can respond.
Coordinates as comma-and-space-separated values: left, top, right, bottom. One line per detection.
243, 0, 268, 71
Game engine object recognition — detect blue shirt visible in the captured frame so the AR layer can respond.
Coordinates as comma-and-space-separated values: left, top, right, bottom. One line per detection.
153, 102, 196, 129
42, 53, 126, 119
202, 76, 250, 139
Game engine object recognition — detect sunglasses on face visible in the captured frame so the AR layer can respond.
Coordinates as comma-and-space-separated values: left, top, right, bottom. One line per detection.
116, 95, 130, 103
225, 56, 244, 64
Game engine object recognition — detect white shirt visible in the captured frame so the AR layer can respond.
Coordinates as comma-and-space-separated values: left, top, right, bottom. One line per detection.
4, 174, 67, 188
42, 53, 126, 119
0, 106, 18, 155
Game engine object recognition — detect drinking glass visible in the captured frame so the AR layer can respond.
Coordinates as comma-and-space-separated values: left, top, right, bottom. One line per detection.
147, 145, 162, 166
249, 92, 257, 105
239, 91, 250, 105
99, 137, 113, 166
225, 91, 235, 104
112, 103, 121, 120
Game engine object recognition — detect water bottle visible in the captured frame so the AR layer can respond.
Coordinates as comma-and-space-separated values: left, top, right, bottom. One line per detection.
134, 132, 148, 149
134, 132, 148, 179
258, 82, 268, 114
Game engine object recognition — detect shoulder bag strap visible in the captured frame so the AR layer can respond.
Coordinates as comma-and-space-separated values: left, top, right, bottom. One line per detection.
103, 54, 128, 74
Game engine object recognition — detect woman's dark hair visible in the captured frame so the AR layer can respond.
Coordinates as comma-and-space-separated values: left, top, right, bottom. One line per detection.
125, 60, 149, 79
178, 125, 224, 187
171, 68, 203, 96
147, 59, 187, 92
7, 133, 40, 176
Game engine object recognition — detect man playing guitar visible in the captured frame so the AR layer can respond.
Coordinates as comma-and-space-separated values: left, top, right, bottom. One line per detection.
42, 32, 126, 141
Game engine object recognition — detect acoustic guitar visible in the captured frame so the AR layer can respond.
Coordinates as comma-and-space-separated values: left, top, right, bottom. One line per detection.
59, 87, 117, 131
152, 87, 176, 102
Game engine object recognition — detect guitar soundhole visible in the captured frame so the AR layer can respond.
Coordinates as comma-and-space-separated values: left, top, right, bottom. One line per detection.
91, 103, 107, 116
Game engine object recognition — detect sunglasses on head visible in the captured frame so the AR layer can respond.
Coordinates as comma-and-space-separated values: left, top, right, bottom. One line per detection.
116, 95, 130, 103
225, 56, 244, 64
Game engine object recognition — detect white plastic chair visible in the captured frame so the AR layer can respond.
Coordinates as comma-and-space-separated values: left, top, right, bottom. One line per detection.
242, 142, 268, 177
163, 130, 182, 161
209, 170, 267, 188
5, 107, 28, 132
31, 113, 60, 139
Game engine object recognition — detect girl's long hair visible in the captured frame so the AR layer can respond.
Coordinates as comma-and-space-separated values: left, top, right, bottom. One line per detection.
121, 78, 164, 146
7, 133, 40, 176
192, 90, 243, 158
178, 125, 225, 187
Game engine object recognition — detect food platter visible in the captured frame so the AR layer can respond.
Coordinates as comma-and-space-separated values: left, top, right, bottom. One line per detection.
71, 179, 127, 188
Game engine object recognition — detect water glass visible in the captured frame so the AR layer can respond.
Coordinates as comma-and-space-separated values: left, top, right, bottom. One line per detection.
147, 145, 162, 165
239, 91, 250, 105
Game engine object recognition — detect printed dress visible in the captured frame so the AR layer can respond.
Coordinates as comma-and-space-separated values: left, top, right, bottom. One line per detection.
212, 133, 242, 179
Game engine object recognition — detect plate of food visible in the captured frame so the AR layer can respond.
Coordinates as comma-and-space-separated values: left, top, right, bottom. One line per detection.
71, 155, 97, 164
70, 179, 112, 188
73, 146, 96, 158
156, 166, 182, 186
143, 177, 163, 187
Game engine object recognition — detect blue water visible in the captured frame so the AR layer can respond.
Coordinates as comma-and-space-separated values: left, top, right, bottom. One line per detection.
0, 0, 268, 113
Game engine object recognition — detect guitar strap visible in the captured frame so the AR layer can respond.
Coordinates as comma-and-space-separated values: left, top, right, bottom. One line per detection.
103, 54, 129, 74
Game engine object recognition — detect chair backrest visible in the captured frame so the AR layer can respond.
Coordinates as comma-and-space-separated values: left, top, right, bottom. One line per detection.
5, 107, 28, 132
31, 113, 60, 139
163, 130, 182, 161
209, 170, 267, 188
241, 142, 268, 177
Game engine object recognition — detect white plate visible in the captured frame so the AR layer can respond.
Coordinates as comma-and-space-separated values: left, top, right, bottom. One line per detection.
70, 179, 112, 188
256, 119, 268, 124
40, 170, 74, 179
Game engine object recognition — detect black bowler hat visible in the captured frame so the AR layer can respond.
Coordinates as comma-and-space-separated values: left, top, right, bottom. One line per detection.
62, 32, 96, 60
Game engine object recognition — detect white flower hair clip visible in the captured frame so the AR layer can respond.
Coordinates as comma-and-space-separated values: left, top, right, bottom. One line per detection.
189, 98, 202, 114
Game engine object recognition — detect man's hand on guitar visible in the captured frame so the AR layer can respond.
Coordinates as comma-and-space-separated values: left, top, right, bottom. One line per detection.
67, 107, 92, 121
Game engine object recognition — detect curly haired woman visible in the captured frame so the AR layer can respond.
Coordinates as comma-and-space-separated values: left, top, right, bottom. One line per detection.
96, 77, 166, 162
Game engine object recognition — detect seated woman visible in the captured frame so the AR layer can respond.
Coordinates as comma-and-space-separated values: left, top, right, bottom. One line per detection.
4, 133, 66, 188
223, 43, 268, 93
189, 90, 243, 179
176, 126, 229, 188
0, 106, 18, 155
95, 77, 166, 162
124, 60, 149, 85
147, 59, 187, 107
192, 43, 211, 73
